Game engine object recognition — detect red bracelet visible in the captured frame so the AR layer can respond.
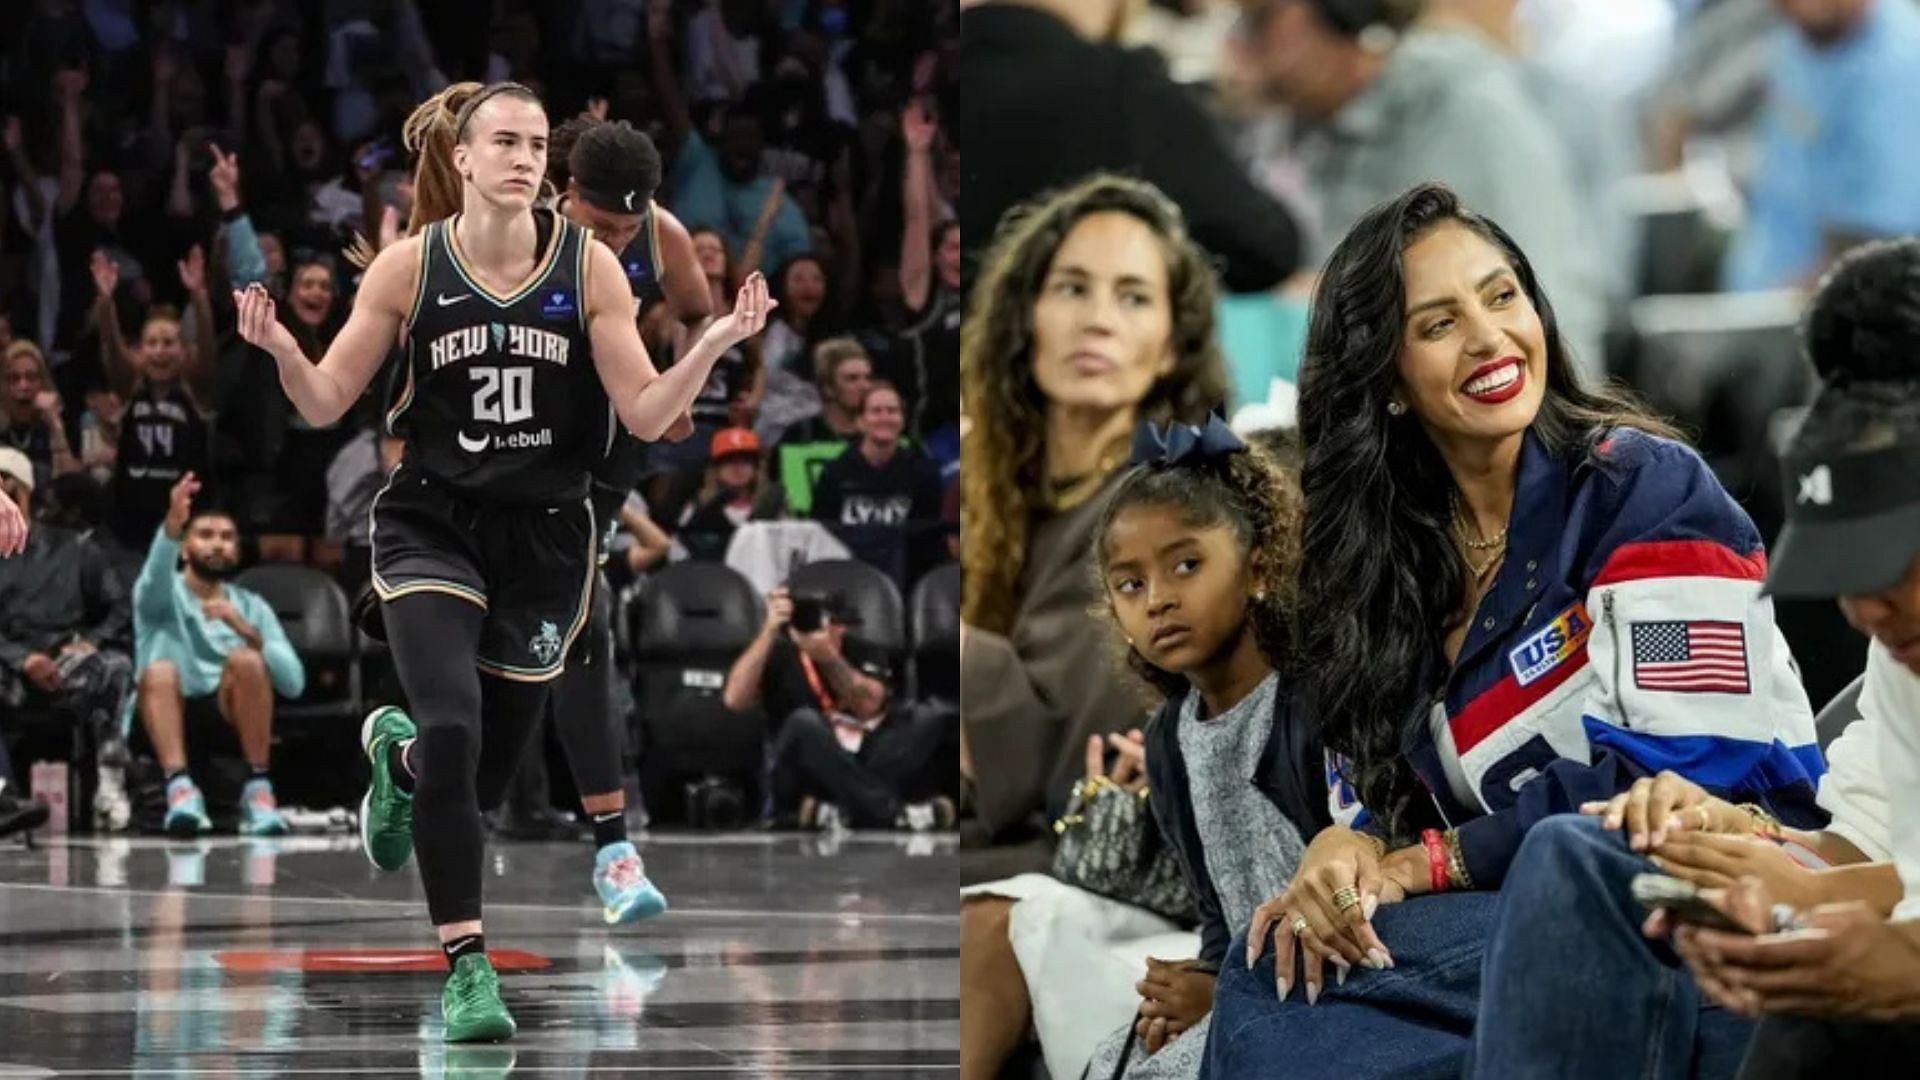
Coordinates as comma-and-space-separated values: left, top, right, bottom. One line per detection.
1421, 828, 1451, 893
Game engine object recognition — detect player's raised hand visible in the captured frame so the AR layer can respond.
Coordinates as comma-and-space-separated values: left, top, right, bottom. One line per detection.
709, 272, 776, 349
232, 282, 299, 361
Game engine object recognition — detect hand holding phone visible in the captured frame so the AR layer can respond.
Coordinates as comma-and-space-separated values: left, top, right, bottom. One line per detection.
1632, 873, 1752, 934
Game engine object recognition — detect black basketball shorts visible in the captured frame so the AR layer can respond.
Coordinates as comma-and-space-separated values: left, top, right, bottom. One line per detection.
369, 465, 597, 682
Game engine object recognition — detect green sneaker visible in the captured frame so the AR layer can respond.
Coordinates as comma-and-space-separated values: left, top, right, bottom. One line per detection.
358, 706, 416, 871
442, 954, 516, 1043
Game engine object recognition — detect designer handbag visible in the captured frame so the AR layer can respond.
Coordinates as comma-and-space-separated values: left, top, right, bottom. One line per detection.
1050, 776, 1196, 924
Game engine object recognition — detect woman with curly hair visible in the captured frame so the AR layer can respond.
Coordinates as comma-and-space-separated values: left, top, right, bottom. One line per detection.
959, 173, 1228, 859
1203, 183, 1827, 1076
957, 172, 1230, 1080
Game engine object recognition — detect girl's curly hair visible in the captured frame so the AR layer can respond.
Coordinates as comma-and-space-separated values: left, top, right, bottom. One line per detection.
1088, 439, 1303, 703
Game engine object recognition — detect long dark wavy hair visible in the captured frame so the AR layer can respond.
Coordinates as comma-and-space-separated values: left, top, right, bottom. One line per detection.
961, 174, 1230, 634
1089, 439, 1304, 703
1300, 182, 1680, 838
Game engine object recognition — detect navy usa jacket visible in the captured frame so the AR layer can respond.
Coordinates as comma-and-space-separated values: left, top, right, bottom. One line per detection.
1334, 428, 1827, 886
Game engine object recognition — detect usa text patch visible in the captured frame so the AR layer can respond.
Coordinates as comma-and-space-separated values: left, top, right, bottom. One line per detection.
1508, 602, 1592, 687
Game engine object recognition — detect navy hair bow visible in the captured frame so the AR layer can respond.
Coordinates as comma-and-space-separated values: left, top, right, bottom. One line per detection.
1128, 415, 1246, 468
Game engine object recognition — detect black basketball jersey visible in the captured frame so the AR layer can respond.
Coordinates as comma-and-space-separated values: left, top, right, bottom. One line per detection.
590, 206, 670, 500
114, 381, 208, 544
390, 209, 602, 504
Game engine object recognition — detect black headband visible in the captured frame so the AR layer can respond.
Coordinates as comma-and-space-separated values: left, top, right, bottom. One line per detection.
455, 83, 538, 139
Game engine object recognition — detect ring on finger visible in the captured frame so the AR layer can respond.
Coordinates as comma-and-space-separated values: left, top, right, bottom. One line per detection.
1695, 805, 1712, 831
1332, 886, 1361, 913
1291, 915, 1311, 937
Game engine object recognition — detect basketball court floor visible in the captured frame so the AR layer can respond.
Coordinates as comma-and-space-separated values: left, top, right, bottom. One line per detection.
0, 831, 958, 1077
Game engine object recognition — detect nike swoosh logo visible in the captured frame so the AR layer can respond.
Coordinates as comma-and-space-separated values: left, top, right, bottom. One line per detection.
457, 431, 490, 453
437, 293, 470, 307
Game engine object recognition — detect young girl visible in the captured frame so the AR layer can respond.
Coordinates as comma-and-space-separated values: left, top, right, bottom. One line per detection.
962, 416, 1331, 1080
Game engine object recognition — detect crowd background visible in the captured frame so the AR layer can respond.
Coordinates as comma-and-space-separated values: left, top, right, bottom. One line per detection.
0, 0, 961, 836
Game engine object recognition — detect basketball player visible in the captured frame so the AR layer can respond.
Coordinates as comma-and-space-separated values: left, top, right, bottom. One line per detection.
232, 81, 773, 1042
541, 113, 712, 924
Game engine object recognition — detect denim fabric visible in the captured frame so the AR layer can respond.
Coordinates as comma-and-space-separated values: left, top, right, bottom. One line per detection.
1468, 814, 1754, 1079
1203, 892, 1496, 1079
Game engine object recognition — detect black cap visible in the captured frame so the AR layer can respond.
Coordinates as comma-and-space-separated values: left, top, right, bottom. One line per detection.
1764, 428, 1920, 598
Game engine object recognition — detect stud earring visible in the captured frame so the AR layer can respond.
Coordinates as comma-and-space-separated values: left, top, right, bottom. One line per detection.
1387, 400, 1407, 416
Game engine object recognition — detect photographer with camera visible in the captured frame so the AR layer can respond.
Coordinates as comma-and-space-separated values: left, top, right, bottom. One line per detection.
723, 585, 953, 831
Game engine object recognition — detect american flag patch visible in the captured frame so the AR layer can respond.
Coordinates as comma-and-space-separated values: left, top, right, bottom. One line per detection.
1630, 621, 1751, 694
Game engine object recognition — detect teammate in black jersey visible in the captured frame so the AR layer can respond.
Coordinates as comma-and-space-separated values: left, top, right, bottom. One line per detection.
233, 81, 772, 1043
543, 113, 712, 922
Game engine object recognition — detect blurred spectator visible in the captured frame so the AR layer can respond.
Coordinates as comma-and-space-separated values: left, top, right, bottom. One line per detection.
960, 0, 1304, 291
3, 339, 82, 488
5, 114, 63, 355
676, 427, 788, 562
895, 101, 960, 445
131, 473, 301, 837
1645, 0, 1784, 176
723, 585, 953, 831
650, 3, 813, 281
90, 248, 215, 554
1234, 0, 1607, 367
775, 336, 870, 515
0, 447, 134, 831
960, 174, 1228, 874
812, 381, 944, 586
1721, 0, 1920, 291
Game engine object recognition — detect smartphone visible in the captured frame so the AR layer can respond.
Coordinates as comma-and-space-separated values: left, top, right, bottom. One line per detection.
1630, 873, 1751, 934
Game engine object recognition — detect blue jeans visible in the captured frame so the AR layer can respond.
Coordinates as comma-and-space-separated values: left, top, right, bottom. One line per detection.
1468, 814, 1754, 1079
1203, 892, 1496, 1079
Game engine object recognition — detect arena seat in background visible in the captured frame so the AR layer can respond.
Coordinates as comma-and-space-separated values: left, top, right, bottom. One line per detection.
909, 561, 960, 704
235, 565, 361, 726
1814, 672, 1866, 752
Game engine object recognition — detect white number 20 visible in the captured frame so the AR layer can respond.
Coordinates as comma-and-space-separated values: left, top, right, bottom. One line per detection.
470, 367, 533, 424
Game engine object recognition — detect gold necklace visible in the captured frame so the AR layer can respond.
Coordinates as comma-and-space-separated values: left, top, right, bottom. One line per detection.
1449, 491, 1508, 577
1042, 445, 1127, 510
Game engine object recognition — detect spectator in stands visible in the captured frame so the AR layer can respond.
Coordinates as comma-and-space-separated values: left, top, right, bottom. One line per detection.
1233, 0, 1607, 369
1721, 0, 1920, 292
649, 2, 812, 281
0, 447, 134, 831
723, 586, 952, 831
131, 472, 301, 837
812, 381, 944, 586
960, 174, 1228, 877
676, 427, 787, 562
4, 339, 81, 488
1204, 182, 1823, 1076
691, 226, 738, 312
960, 0, 1303, 292
775, 336, 870, 515
90, 249, 216, 556
897, 101, 960, 447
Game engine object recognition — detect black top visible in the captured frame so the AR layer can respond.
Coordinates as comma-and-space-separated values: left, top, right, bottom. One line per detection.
811, 443, 944, 529
113, 381, 208, 547
391, 209, 603, 504
958, 4, 1301, 292
759, 634, 894, 724
896, 284, 960, 441
592, 205, 678, 500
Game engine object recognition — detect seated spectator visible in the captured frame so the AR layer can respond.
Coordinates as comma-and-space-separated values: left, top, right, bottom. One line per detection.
811, 382, 944, 585
131, 473, 302, 837
3, 340, 81, 488
1722, 0, 1920, 291
676, 427, 786, 563
960, 174, 1228, 876
0, 449, 136, 830
90, 249, 216, 556
774, 336, 871, 514
722, 585, 952, 831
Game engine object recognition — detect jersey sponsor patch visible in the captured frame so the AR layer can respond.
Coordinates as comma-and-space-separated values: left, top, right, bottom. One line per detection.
1508, 602, 1592, 687
540, 288, 577, 321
